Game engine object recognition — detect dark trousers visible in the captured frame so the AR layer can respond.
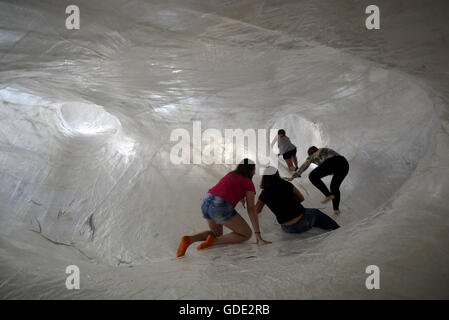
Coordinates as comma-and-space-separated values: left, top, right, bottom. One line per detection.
309, 156, 349, 210
281, 208, 339, 233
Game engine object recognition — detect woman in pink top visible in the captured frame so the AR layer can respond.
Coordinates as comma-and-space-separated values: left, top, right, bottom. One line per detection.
177, 159, 271, 257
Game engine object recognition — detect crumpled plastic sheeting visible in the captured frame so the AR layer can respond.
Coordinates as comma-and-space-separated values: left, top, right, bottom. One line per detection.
0, 0, 448, 299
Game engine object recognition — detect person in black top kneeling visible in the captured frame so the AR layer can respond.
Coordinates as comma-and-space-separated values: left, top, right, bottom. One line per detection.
256, 167, 339, 233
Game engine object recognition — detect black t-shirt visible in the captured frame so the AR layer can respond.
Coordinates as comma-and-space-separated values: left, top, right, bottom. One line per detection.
258, 180, 305, 224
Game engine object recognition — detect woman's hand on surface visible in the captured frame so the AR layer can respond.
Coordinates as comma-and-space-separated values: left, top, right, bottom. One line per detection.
255, 233, 272, 245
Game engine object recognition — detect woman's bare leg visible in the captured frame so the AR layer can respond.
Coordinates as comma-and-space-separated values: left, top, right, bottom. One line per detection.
206, 219, 224, 237
188, 220, 223, 242
285, 158, 295, 171
292, 155, 298, 169
188, 230, 213, 243
213, 213, 252, 245
177, 220, 223, 257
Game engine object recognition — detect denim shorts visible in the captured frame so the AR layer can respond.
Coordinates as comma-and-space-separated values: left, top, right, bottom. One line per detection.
201, 193, 237, 224
281, 208, 318, 233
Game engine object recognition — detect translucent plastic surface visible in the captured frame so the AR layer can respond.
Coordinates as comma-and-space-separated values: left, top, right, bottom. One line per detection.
0, 0, 448, 299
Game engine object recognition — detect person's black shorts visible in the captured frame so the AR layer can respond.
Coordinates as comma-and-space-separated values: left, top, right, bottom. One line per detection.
282, 148, 297, 160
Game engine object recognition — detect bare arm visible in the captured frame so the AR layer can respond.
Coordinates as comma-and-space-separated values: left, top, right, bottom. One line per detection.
270, 135, 278, 148
255, 199, 265, 214
246, 191, 259, 232
292, 186, 305, 202
271, 135, 281, 156
246, 191, 271, 245
296, 156, 313, 176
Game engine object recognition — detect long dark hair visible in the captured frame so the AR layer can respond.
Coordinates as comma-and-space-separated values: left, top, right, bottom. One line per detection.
260, 167, 283, 189
231, 158, 255, 179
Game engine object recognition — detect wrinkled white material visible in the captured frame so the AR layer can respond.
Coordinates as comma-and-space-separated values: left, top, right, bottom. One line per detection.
0, 0, 448, 299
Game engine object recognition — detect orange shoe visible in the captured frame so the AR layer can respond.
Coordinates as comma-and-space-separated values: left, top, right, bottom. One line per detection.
197, 234, 215, 251
176, 236, 191, 257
